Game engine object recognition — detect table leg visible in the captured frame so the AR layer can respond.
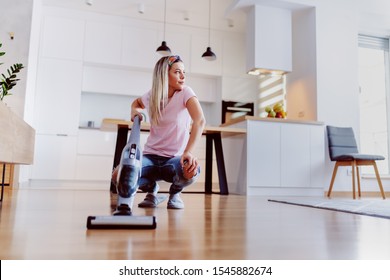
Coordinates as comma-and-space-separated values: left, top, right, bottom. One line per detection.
1, 163, 5, 201
205, 135, 213, 194
213, 133, 229, 195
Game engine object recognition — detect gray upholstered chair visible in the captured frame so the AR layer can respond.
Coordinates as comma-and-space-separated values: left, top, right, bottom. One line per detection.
326, 125, 386, 199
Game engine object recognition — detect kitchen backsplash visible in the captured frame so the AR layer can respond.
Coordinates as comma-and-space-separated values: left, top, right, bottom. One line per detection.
79, 92, 137, 128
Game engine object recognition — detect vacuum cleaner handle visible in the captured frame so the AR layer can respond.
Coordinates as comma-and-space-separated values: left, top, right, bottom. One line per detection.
127, 114, 141, 146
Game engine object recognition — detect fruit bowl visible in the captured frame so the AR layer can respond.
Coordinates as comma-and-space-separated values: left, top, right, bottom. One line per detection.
265, 102, 287, 119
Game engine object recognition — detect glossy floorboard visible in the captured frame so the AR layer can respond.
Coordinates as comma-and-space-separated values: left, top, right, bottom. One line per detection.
1, 187, 390, 260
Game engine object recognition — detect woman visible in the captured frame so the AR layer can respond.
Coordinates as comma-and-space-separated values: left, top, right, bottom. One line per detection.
114, 55, 205, 210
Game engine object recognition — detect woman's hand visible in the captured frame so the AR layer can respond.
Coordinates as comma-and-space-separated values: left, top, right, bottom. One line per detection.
130, 98, 145, 121
181, 150, 199, 179
131, 111, 144, 122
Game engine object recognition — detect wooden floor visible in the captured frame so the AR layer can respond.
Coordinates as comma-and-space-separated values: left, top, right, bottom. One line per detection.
1, 186, 390, 260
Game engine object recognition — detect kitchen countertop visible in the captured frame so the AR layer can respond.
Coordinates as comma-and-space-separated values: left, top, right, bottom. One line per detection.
221, 115, 324, 127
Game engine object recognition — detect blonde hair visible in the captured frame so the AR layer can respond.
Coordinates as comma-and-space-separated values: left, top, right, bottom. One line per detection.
149, 55, 182, 125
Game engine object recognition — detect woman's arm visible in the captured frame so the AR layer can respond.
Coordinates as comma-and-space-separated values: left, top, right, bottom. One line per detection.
182, 96, 206, 172
131, 97, 145, 121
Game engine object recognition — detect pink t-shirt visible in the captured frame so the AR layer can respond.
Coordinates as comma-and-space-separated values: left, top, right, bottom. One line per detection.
141, 86, 196, 157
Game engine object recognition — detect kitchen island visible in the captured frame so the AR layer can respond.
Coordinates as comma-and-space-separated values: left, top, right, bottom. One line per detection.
222, 116, 326, 196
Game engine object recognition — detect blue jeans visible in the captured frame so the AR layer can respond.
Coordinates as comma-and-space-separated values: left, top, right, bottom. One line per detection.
138, 154, 200, 195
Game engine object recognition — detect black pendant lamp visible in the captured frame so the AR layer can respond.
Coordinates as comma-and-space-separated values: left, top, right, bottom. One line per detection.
156, 0, 171, 55
202, 0, 216, 61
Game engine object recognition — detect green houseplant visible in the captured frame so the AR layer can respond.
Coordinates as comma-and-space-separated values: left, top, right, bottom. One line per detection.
0, 42, 24, 101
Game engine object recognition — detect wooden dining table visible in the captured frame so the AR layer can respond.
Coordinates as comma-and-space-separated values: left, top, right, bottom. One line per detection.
101, 118, 246, 195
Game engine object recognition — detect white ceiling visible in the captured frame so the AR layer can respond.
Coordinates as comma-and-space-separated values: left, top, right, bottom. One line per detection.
41, 0, 247, 32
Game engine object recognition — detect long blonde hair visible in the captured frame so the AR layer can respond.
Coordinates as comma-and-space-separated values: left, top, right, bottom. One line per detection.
149, 55, 182, 125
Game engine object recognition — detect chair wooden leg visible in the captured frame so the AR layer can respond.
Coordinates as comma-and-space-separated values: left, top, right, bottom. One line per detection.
356, 164, 361, 198
372, 161, 386, 199
327, 162, 339, 198
352, 160, 356, 199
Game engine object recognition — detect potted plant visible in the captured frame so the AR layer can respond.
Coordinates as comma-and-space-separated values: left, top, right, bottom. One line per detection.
0, 42, 24, 101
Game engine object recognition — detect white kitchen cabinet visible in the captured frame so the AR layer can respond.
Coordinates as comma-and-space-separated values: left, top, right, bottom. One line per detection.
31, 134, 77, 180
82, 65, 152, 96
77, 129, 117, 156
121, 26, 160, 69
74, 129, 151, 182
83, 21, 122, 65
247, 120, 324, 195
165, 30, 192, 71
40, 15, 85, 60
247, 121, 281, 187
310, 125, 327, 188
75, 155, 113, 181
34, 58, 82, 135
224, 118, 326, 196
280, 124, 311, 187
75, 129, 116, 181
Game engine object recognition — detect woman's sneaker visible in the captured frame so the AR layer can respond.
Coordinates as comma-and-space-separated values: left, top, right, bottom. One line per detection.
167, 193, 184, 209
138, 193, 167, 208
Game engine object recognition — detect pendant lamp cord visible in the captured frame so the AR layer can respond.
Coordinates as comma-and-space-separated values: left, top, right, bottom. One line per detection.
208, 0, 211, 46
163, 0, 167, 40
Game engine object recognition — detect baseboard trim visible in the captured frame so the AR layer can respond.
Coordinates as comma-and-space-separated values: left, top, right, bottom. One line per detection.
19, 180, 219, 193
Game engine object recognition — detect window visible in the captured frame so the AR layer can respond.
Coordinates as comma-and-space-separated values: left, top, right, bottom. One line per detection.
358, 35, 390, 174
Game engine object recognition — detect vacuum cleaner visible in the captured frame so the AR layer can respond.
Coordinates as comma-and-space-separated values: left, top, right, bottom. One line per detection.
87, 115, 156, 229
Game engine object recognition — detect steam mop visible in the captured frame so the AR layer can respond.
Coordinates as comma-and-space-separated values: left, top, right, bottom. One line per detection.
87, 115, 156, 229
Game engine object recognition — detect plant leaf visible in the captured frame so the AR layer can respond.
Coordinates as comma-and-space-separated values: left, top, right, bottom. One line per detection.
0, 41, 24, 99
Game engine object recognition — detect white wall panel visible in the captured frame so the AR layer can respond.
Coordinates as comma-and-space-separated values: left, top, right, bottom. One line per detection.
84, 21, 122, 65
40, 16, 85, 60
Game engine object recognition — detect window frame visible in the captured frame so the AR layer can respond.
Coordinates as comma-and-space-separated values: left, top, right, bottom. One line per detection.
358, 34, 390, 175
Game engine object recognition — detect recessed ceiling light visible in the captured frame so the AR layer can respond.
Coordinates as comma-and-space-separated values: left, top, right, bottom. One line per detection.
138, 3, 145, 14
183, 11, 190, 21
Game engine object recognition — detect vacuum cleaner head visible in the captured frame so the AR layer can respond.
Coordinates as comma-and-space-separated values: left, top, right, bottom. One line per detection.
87, 215, 156, 229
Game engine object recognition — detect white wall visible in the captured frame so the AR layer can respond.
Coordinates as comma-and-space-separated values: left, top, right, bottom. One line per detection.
315, 1, 360, 128
313, 1, 360, 189
286, 7, 317, 121
0, 0, 33, 117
